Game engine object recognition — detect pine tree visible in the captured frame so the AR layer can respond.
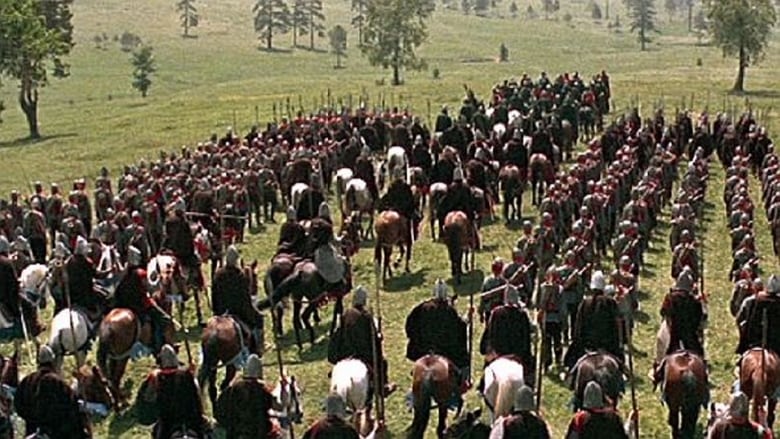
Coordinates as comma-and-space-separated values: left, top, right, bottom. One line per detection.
131, 45, 156, 97
474, 0, 491, 14
352, 0, 367, 45
664, 0, 676, 21
304, 0, 326, 49
328, 25, 348, 68
509, 1, 518, 17
462, 0, 472, 14
177, 0, 199, 37
291, 0, 307, 47
253, 0, 292, 50
626, 0, 659, 50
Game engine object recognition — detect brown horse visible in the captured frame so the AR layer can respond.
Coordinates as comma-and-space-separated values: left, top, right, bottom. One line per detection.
498, 165, 525, 224
656, 350, 708, 439
429, 183, 448, 241
567, 351, 624, 411
0, 350, 18, 439
73, 364, 115, 416
443, 211, 475, 285
374, 210, 417, 281
529, 154, 554, 206
408, 354, 461, 439
97, 307, 175, 408
740, 348, 780, 428
198, 315, 254, 407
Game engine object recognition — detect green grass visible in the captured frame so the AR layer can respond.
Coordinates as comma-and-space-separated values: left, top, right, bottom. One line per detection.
1, 0, 780, 437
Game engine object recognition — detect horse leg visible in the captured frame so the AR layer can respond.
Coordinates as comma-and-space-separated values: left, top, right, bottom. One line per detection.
221, 365, 236, 394
292, 301, 304, 350
769, 398, 777, 429
681, 406, 699, 439
404, 242, 411, 273
301, 302, 317, 345
668, 407, 679, 439
208, 368, 218, 408
329, 297, 343, 337
192, 287, 204, 327
436, 405, 448, 438
384, 245, 393, 278
113, 358, 130, 405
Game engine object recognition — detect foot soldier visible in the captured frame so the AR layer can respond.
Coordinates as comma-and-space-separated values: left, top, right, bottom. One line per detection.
706, 392, 772, 439
564, 271, 623, 370
405, 279, 471, 393
215, 354, 281, 439
212, 246, 264, 355
537, 267, 564, 371
328, 285, 397, 398
489, 385, 551, 438
479, 257, 508, 321
15, 345, 92, 439
737, 275, 780, 357
565, 382, 629, 439
302, 394, 361, 439
136, 345, 211, 439
113, 246, 171, 352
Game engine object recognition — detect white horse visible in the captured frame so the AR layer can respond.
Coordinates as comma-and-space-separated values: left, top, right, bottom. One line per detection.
290, 182, 310, 214
19, 263, 50, 308
334, 168, 355, 199
386, 146, 408, 183
344, 178, 375, 239
49, 308, 91, 368
330, 358, 373, 435
482, 357, 525, 424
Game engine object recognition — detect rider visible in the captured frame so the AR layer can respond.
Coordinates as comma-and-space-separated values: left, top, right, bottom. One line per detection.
660, 267, 706, 360
276, 205, 307, 258
137, 344, 211, 439
565, 271, 622, 370
377, 167, 417, 241
565, 382, 630, 439
737, 274, 780, 356
405, 279, 471, 393
480, 285, 534, 384
23, 198, 47, 264
706, 392, 772, 439
439, 167, 479, 249
113, 246, 171, 352
161, 207, 201, 288
327, 285, 397, 397
302, 394, 361, 439
479, 257, 508, 321
15, 345, 92, 439
489, 385, 551, 438
0, 236, 21, 327
212, 245, 264, 355
215, 354, 279, 439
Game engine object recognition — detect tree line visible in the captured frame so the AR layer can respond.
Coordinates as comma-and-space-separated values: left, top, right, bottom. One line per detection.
0, 0, 777, 140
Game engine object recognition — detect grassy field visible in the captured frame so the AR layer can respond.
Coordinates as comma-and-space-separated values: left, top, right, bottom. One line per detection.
1, 0, 780, 437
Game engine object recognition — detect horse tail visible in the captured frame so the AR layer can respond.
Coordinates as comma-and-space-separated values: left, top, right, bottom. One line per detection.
374, 239, 383, 272
409, 369, 434, 439
494, 371, 520, 418
680, 369, 700, 409
346, 185, 357, 213
96, 323, 111, 374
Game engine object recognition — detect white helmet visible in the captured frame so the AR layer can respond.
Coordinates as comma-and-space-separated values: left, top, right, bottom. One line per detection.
433, 278, 448, 300
74, 236, 89, 256
318, 202, 331, 220
582, 381, 604, 409
768, 275, 780, 295
159, 344, 179, 369
244, 354, 263, 379
353, 285, 368, 307
590, 270, 606, 291
127, 246, 143, 266
225, 245, 240, 266
287, 205, 297, 221
453, 167, 465, 182
514, 385, 535, 411
505, 285, 520, 305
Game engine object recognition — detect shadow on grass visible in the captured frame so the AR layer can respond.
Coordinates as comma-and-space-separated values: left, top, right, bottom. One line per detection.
384, 268, 429, 292
0, 132, 78, 149
107, 407, 140, 437
741, 89, 780, 99
449, 269, 485, 296
257, 46, 293, 54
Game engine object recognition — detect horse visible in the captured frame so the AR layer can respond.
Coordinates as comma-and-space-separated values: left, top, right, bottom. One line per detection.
374, 210, 416, 281
409, 166, 429, 211
408, 354, 461, 439
567, 351, 625, 411
442, 408, 491, 439
344, 178, 375, 240
529, 153, 554, 206
498, 165, 524, 224
72, 364, 114, 418
429, 183, 448, 241
655, 350, 708, 439
198, 315, 254, 407
443, 211, 475, 285
579, 105, 597, 142
739, 348, 780, 428
147, 254, 204, 326
49, 308, 92, 369
330, 358, 373, 436
335, 167, 355, 212
0, 350, 18, 439
290, 182, 310, 214
481, 357, 524, 424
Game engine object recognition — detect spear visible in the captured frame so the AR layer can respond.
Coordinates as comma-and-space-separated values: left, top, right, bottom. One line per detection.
627, 326, 639, 439
372, 265, 386, 424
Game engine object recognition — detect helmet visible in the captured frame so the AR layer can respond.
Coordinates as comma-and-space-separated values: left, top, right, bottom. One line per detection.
127, 246, 143, 266
505, 285, 520, 305
244, 354, 263, 379
433, 278, 448, 300
728, 392, 749, 418
287, 205, 297, 222
159, 344, 179, 369
0, 236, 8, 254
582, 381, 604, 409
768, 275, 780, 295
491, 257, 504, 275
604, 285, 616, 297
353, 285, 369, 307
514, 385, 535, 411
225, 245, 240, 266
325, 394, 347, 419
453, 167, 465, 182
75, 236, 89, 256
38, 345, 55, 366
590, 271, 606, 291
318, 202, 331, 220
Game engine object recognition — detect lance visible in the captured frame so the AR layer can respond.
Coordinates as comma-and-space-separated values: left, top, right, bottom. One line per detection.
468, 277, 476, 385
255, 105, 260, 127
427, 99, 432, 128
627, 325, 639, 438
535, 312, 545, 411
372, 265, 386, 423
232, 110, 237, 133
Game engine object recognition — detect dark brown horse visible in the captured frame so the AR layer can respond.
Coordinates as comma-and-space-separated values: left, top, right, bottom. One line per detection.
73, 364, 114, 417
529, 153, 554, 206
740, 348, 780, 428
567, 351, 624, 411
442, 408, 490, 439
656, 350, 708, 439
198, 315, 253, 407
498, 165, 525, 224
97, 307, 175, 408
443, 211, 475, 285
374, 210, 416, 281
429, 183, 448, 241
408, 354, 461, 439
0, 350, 18, 439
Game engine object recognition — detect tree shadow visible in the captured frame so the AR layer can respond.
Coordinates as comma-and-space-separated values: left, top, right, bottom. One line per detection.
257, 46, 293, 54
181, 34, 199, 40
739, 90, 780, 99
0, 132, 78, 149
